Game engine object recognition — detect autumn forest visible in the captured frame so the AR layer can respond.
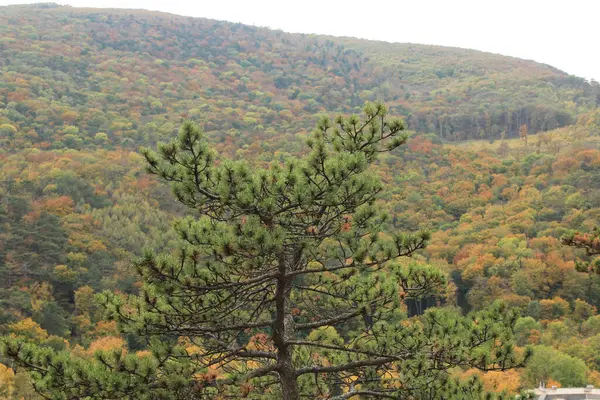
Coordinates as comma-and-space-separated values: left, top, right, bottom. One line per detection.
1, 3, 600, 399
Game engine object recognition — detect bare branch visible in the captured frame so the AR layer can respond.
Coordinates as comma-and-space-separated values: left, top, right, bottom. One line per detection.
296, 357, 395, 377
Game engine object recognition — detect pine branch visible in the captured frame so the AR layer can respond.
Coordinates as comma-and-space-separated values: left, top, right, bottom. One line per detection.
330, 390, 397, 400
295, 309, 364, 330
287, 340, 405, 360
296, 357, 395, 376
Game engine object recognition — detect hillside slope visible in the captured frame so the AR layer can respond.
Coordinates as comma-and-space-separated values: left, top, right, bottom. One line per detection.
3, 4, 600, 396
0, 3, 598, 152
3, 119, 600, 396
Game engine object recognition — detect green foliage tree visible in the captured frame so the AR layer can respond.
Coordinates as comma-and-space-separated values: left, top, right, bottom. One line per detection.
523, 345, 588, 387
573, 299, 596, 330
33, 301, 70, 338
2, 104, 527, 399
583, 315, 600, 337
514, 317, 541, 347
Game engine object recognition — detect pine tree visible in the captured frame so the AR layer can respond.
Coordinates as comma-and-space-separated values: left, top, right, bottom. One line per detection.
2, 103, 528, 399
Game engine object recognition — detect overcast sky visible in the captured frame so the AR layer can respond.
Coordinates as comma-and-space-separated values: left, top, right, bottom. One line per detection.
2, 0, 598, 81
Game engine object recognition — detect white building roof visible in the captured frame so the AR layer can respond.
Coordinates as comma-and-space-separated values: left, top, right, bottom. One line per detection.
534, 387, 600, 400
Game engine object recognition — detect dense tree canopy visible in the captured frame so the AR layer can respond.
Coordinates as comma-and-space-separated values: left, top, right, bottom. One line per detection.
2, 115, 600, 398
1, 3, 600, 398
1, 3, 599, 153
2, 104, 529, 399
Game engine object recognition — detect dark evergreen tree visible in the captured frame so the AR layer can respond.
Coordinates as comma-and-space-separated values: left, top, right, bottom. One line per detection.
2, 103, 528, 399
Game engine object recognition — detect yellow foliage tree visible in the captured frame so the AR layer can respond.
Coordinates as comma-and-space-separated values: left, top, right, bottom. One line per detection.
86, 336, 126, 357
74, 285, 95, 316
25, 281, 54, 312
539, 297, 570, 320
8, 318, 49, 342
480, 370, 521, 394
0, 363, 15, 398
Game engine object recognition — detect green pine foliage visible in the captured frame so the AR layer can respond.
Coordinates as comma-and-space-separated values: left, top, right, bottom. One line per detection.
2, 104, 529, 399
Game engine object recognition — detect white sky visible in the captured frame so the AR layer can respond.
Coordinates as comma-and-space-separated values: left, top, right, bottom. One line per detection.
1, 0, 598, 81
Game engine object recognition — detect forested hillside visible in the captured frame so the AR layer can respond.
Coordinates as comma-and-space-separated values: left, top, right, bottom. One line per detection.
1, 3, 599, 153
2, 3, 600, 399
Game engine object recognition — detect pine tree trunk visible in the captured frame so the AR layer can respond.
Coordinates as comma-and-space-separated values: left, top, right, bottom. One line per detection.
279, 348, 300, 400
274, 254, 300, 400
